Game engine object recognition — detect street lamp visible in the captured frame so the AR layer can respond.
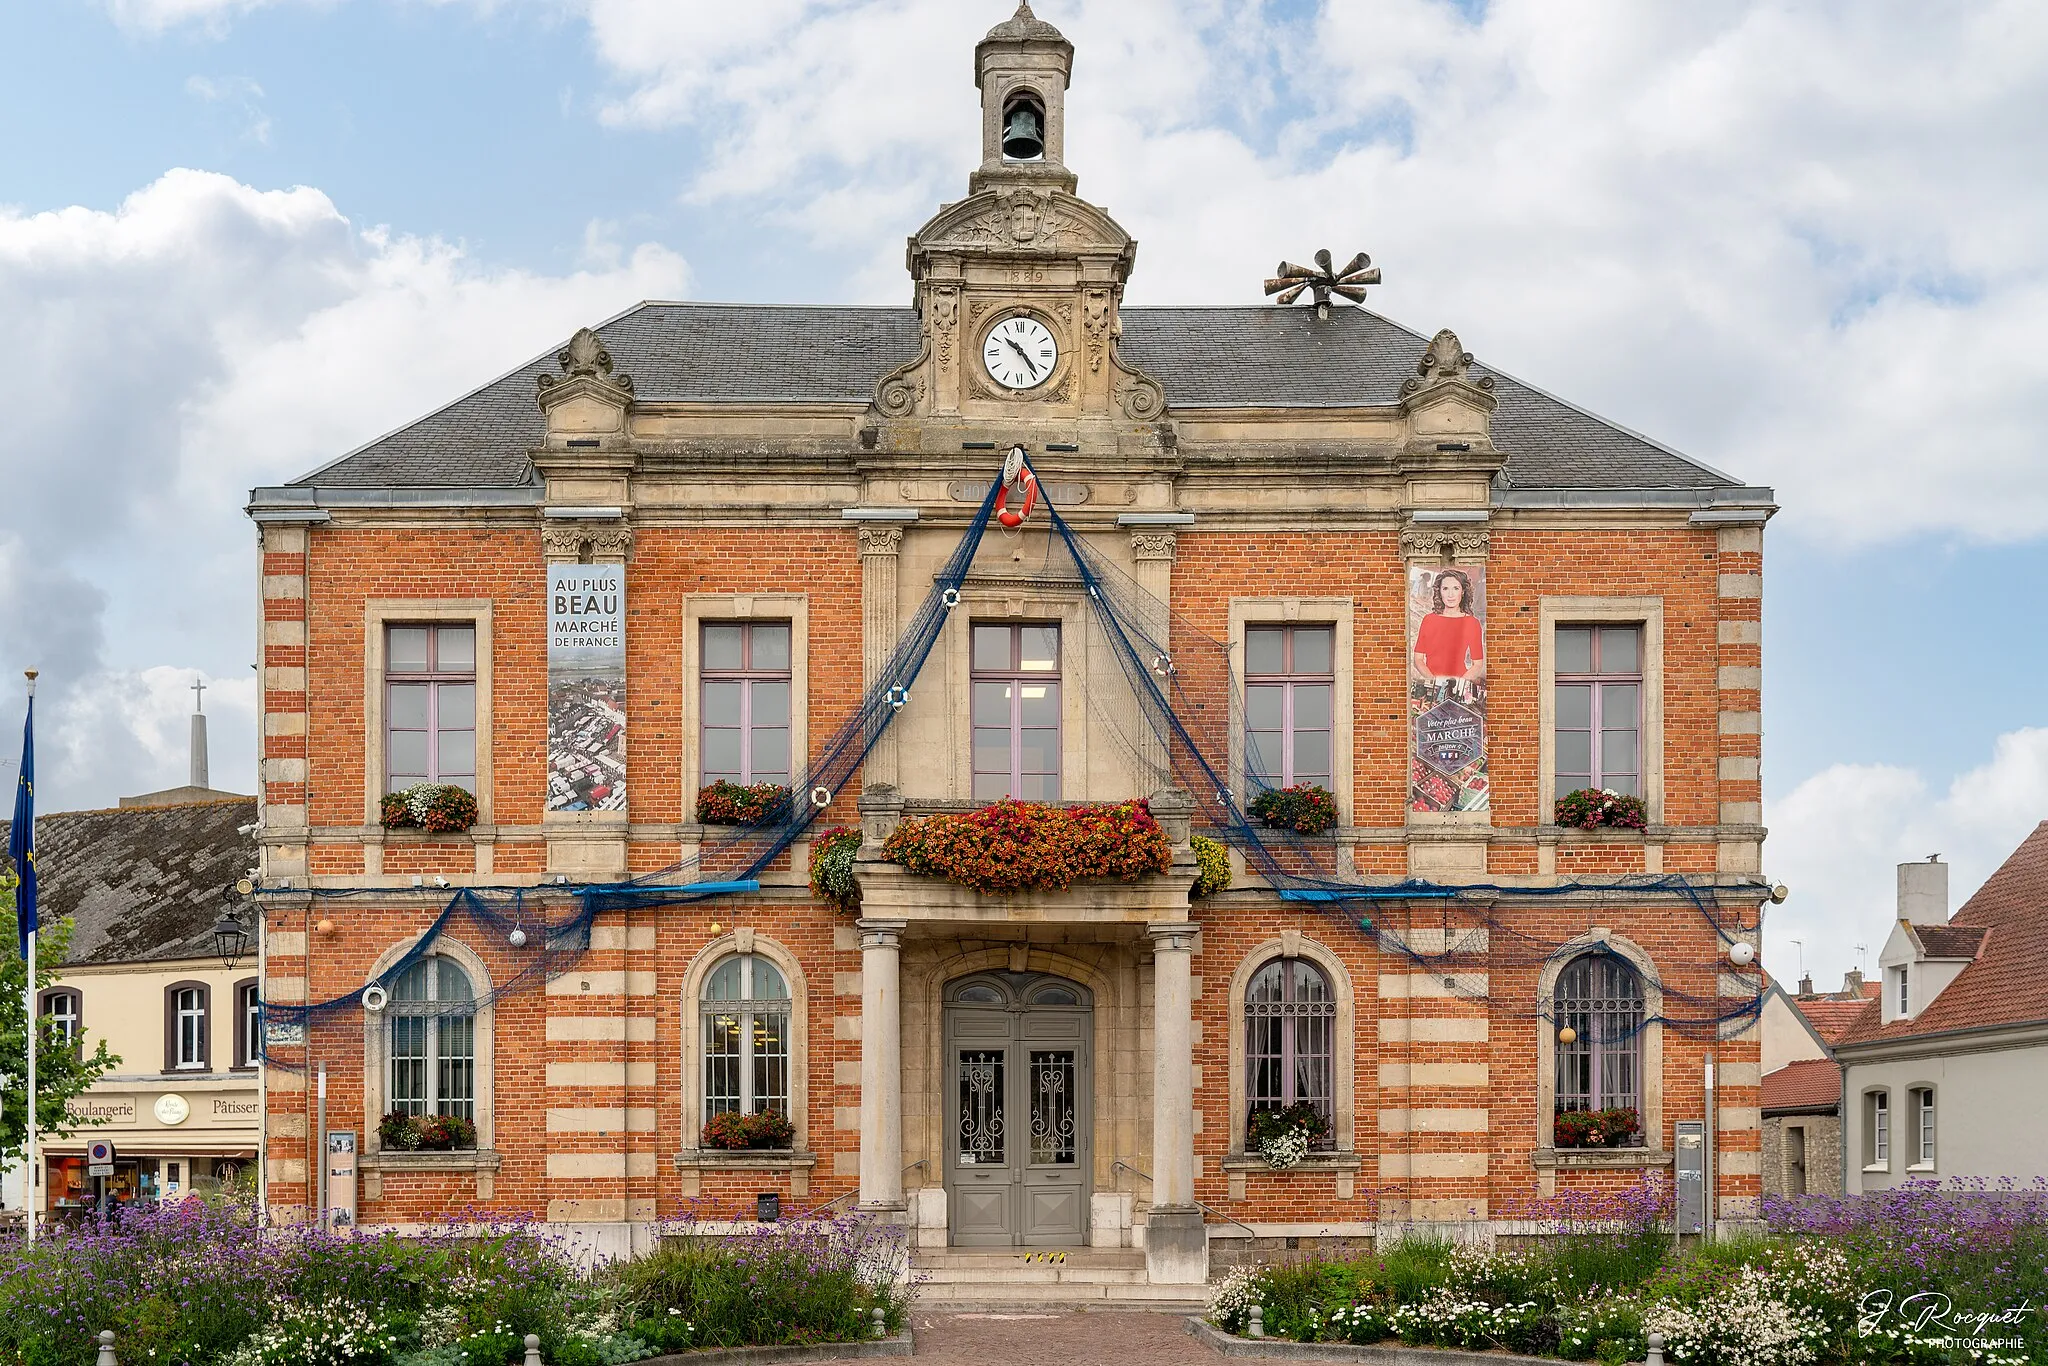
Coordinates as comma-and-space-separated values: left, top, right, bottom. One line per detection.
214, 878, 255, 970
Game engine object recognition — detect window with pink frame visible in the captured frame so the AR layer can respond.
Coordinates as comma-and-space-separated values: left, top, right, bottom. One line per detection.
386, 624, 476, 793
1553, 953, 1645, 1134
1555, 624, 1641, 797
701, 622, 793, 786
971, 622, 1060, 801
1245, 625, 1334, 792
1244, 956, 1336, 1147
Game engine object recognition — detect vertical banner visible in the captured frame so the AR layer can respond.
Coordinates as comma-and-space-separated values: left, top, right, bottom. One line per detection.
547, 563, 627, 812
1407, 564, 1489, 812
324, 1130, 357, 1231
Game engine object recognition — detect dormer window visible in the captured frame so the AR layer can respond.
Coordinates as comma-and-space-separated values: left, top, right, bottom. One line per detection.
1896, 965, 1910, 1017
1002, 94, 1045, 161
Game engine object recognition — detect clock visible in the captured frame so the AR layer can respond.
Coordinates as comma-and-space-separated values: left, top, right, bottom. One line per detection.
982, 315, 1059, 391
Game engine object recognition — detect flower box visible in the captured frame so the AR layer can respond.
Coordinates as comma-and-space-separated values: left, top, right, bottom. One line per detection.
696, 779, 791, 827
1248, 783, 1339, 835
701, 1109, 796, 1151
380, 783, 478, 834
1552, 1106, 1642, 1149
378, 1110, 477, 1152
882, 798, 1172, 895
1249, 1102, 1332, 1170
1554, 787, 1648, 831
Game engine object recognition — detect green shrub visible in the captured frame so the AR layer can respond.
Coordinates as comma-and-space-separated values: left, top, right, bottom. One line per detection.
1190, 833, 1232, 898
807, 826, 862, 908
618, 1218, 907, 1349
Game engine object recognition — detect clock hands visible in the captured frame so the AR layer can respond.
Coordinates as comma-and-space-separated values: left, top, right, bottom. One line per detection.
1002, 335, 1041, 381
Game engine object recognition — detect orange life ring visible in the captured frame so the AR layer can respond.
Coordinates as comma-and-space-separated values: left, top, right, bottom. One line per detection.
996, 465, 1039, 528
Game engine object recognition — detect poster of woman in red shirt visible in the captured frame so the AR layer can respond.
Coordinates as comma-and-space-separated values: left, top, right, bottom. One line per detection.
1408, 565, 1489, 813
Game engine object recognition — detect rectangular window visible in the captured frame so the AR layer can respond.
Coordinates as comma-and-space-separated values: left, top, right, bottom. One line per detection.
1245, 625, 1335, 791
175, 988, 207, 1070
1914, 1087, 1935, 1166
701, 622, 793, 787
1555, 624, 1642, 797
1897, 966, 1910, 1017
971, 623, 1061, 802
41, 991, 80, 1047
386, 624, 477, 793
1869, 1090, 1890, 1166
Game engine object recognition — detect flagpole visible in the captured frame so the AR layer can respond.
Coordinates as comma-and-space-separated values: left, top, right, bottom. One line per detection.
20, 670, 35, 1247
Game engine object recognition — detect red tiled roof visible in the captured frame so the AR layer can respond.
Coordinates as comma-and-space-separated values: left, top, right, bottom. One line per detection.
1794, 995, 1878, 1045
1839, 821, 2048, 1048
1762, 1057, 1841, 1114
1911, 922, 1990, 958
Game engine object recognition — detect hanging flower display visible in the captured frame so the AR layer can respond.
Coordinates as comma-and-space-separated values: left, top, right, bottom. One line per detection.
808, 827, 862, 909
1248, 1102, 1331, 1169
1247, 783, 1339, 836
697, 780, 792, 826
1190, 834, 1233, 900
379, 783, 479, 834
1554, 788, 1649, 831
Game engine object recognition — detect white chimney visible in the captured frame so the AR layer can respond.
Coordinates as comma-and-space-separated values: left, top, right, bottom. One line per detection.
1898, 855, 1948, 926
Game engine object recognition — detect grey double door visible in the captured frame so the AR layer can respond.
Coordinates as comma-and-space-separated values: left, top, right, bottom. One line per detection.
943, 972, 1092, 1247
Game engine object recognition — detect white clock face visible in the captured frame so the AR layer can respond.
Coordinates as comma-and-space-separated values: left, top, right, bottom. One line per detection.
982, 315, 1059, 390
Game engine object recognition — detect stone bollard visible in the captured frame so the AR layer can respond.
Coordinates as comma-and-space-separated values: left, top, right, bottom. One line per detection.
1644, 1331, 1666, 1366
1247, 1305, 1264, 1339
96, 1330, 118, 1366
523, 1333, 543, 1366
872, 1308, 888, 1339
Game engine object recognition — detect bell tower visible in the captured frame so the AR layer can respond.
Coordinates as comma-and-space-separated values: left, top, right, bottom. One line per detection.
971, 2, 1077, 194
869, 3, 1164, 437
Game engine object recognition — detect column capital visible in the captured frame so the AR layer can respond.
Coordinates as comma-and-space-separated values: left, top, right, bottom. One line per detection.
856, 918, 908, 950
1147, 921, 1198, 953
1129, 530, 1177, 562
858, 526, 904, 557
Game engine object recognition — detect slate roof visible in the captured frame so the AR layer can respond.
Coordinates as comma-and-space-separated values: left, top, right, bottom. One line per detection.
1762, 1057, 1842, 1115
287, 303, 1745, 496
1909, 922, 1990, 959
0, 799, 257, 966
1839, 821, 2048, 1049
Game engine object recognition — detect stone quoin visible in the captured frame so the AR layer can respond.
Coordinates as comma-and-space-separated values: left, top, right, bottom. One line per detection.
246, 3, 1774, 1286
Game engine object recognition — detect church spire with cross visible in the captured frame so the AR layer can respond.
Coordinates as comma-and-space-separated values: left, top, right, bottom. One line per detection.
190, 675, 209, 789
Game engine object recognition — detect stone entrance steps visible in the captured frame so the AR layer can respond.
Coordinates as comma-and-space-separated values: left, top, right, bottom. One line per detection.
911, 1248, 1208, 1309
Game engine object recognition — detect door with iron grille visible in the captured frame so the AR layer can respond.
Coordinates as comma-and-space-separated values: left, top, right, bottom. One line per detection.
942, 972, 1092, 1247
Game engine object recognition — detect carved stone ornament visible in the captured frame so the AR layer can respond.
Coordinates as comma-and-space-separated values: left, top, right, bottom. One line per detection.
536, 326, 634, 395
872, 338, 931, 419
1401, 328, 1493, 396
914, 186, 1132, 262
1129, 531, 1178, 563
933, 287, 960, 368
858, 526, 904, 557
542, 522, 634, 561
1110, 345, 1166, 421
1083, 289, 1110, 373
1400, 522, 1490, 563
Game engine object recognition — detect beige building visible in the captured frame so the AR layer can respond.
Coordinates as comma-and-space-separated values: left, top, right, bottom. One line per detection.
0, 794, 260, 1216
1837, 835, 2048, 1192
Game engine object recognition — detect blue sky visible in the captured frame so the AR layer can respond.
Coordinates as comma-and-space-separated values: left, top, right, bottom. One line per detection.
2, 0, 2045, 989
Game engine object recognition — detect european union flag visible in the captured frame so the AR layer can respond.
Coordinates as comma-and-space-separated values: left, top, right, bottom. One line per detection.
8, 693, 33, 958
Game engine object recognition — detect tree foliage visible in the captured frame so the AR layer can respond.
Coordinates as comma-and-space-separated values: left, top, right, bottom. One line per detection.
0, 878, 122, 1165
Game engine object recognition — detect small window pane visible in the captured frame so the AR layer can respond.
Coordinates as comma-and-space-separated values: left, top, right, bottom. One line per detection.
1556, 730, 1592, 777
972, 625, 1012, 671
1020, 728, 1059, 774
436, 730, 476, 778
752, 681, 791, 729
972, 681, 1013, 727
437, 684, 475, 729
1555, 684, 1592, 729
973, 729, 1014, 776
1245, 628, 1284, 675
1293, 683, 1332, 730
704, 625, 745, 671
1019, 625, 1059, 672
1291, 628, 1333, 675
436, 627, 475, 672
956, 983, 1004, 1003
750, 624, 791, 671
1601, 728, 1639, 778
392, 961, 433, 1002
972, 771, 1013, 801
1293, 730, 1332, 783
750, 728, 790, 781
1032, 985, 1079, 1006
1604, 683, 1639, 728
1016, 772, 1059, 801
1017, 684, 1058, 727
388, 684, 429, 730
749, 959, 789, 1000
1248, 962, 1285, 1003
706, 958, 743, 1001
702, 728, 742, 777
703, 680, 743, 727
1246, 732, 1281, 781
1556, 627, 1592, 675
437, 959, 474, 1003
389, 628, 430, 672
389, 731, 429, 780
1604, 773, 1640, 796
1245, 685, 1283, 730
1599, 627, 1639, 675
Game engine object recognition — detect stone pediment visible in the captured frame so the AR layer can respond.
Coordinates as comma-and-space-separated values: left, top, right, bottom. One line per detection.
912, 187, 1134, 266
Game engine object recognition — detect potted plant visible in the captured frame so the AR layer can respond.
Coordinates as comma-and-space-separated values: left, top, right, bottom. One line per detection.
701, 1109, 796, 1151
696, 779, 792, 827
1248, 1102, 1330, 1170
1247, 783, 1339, 836
1553, 1106, 1642, 1149
378, 1110, 478, 1152
808, 827, 862, 909
1554, 787, 1649, 831
380, 783, 479, 834
882, 798, 1172, 895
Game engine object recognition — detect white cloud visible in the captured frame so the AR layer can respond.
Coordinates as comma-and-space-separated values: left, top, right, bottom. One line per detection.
569, 0, 2048, 545
0, 169, 689, 812
1764, 728, 2048, 992
185, 75, 273, 145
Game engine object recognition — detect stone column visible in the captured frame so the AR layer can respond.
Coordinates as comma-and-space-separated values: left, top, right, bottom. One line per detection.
1146, 921, 1205, 1284
1127, 531, 1176, 785
859, 527, 903, 791
857, 918, 908, 1212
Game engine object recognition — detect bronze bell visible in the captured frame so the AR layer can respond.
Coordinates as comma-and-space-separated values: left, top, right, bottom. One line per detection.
1002, 101, 1044, 160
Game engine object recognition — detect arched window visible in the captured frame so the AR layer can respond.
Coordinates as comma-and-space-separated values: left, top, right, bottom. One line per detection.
702, 954, 791, 1120
1553, 953, 1645, 1122
1245, 956, 1336, 1146
388, 956, 476, 1121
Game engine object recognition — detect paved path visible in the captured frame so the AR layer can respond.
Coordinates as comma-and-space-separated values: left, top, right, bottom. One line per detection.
907, 1309, 1218, 1364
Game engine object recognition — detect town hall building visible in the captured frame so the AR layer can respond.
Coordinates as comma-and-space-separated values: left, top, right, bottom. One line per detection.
248, 4, 1776, 1293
